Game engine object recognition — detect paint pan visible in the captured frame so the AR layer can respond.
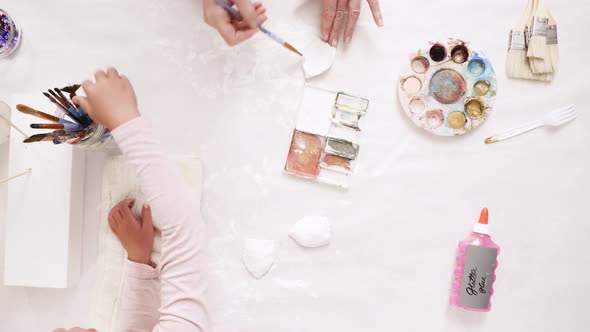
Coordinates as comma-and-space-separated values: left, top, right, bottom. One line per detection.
473, 80, 491, 96
324, 138, 358, 160
398, 39, 497, 136
320, 153, 353, 174
430, 69, 466, 104
284, 130, 324, 178
429, 44, 447, 62
316, 167, 350, 188
409, 98, 426, 115
401, 76, 422, 94
411, 56, 430, 74
332, 108, 361, 128
335, 93, 369, 114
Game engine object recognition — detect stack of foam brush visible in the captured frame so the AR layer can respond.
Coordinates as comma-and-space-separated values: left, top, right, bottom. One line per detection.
16, 85, 102, 145
507, 0, 559, 81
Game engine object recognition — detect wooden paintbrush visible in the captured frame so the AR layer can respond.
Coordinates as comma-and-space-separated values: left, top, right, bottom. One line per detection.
24, 132, 57, 143
48, 89, 69, 109
54, 87, 92, 125
42, 92, 84, 124
214, 0, 303, 57
60, 84, 81, 99
30, 123, 83, 131
17, 104, 68, 123
23, 130, 71, 143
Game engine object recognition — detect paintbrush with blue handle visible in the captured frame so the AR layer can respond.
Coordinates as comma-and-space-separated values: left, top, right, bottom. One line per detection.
214, 0, 303, 56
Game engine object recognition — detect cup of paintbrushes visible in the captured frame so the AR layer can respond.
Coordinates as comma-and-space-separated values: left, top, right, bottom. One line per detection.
19, 85, 114, 149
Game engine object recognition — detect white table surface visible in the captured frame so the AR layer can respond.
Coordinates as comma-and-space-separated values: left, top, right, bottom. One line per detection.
1, 0, 590, 331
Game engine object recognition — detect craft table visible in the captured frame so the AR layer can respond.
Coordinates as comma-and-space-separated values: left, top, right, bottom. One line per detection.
1, 0, 589, 331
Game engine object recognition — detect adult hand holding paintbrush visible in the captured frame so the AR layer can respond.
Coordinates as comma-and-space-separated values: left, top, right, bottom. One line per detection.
204, 0, 383, 48
203, 0, 268, 46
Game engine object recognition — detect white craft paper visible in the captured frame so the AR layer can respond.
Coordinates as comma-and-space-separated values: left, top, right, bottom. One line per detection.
289, 216, 331, 248
3, 95, 86, 288
242, 239, 275, 279
302, 37, 337, 79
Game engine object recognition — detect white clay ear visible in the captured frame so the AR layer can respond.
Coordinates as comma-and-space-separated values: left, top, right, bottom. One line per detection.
289, 216, 331, 248
242, 239, 276, 279
302, 37, 337, 79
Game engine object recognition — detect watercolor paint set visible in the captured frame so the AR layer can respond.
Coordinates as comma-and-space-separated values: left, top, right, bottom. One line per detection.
398, 39, 497, 136
284, 87, 369, 188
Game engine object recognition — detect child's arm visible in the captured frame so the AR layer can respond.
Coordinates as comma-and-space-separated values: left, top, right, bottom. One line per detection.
76, 68, 209, 332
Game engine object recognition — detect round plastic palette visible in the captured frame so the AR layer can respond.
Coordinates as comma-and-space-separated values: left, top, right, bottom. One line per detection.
398, 39, 497, 136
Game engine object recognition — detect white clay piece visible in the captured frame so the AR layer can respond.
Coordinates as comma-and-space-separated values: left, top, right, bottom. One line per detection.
289, 216, 332, 248
302, 37, 337, 79
242, 239, 276, 279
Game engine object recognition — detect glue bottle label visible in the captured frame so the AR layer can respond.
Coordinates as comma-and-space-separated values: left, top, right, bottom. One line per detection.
458, 245, 498, 309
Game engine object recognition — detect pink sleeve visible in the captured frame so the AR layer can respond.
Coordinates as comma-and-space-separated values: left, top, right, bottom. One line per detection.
111, 117, 209, 332
116, 261, 160, 332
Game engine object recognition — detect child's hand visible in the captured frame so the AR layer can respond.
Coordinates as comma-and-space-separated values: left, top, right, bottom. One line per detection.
203, 0, 268, 46
73, 68, 140, 130
108, 198, 155, 266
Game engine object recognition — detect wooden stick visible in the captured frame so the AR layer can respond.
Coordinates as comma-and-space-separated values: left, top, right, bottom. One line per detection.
0, 113, 29, 139
0, 168, 32, 184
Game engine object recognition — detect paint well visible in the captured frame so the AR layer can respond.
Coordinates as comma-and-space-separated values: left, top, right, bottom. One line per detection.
451, 45, 469, 64
325, 138, 358, 160
429, 69, 466, 104
409, 98, 426, 114
321, 154, 352, 172
473, 80, 490, 96
332, 109, 360, 128
447, 111, 467, 129
429, 44, 447, 62
285, 130, 323, 178
411, 56, 430, 74
402, 76, 422, 94
336, 93, 369, 113
467, 59, 486, 76
465, 99, 485, 119
425, 110, 444, 129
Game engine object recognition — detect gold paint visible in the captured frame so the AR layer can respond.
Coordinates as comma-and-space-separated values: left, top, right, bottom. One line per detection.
465, 99, 485, 119
283, 42, 303, 56
484, 137, 497, 144
474, 80, 491, 96
447, 111, 467, 129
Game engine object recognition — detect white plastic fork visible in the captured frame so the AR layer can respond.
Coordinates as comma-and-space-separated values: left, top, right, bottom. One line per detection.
485, 104, 577, 144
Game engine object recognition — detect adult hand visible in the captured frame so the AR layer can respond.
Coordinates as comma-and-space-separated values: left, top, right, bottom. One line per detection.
203, 0, 268, 46
73, 67, 140, 130
53, 328, 97, 332
321, 0, 383, 47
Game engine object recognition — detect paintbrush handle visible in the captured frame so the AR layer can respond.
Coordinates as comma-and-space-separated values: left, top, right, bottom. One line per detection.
0, 113, 29, 139
16, 104, 61, 123
43, 92, 83, 124
257, 25, 285, 45
0, 168, 32, 184
485, 120, 543, 144
30, 123, 82, 130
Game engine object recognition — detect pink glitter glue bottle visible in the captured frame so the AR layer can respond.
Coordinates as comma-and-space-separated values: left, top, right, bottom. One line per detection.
450, 208, 499, 312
